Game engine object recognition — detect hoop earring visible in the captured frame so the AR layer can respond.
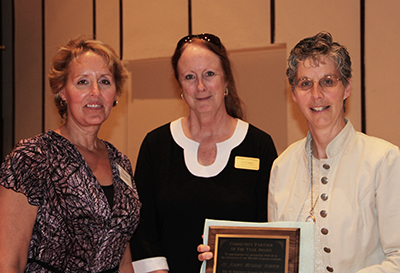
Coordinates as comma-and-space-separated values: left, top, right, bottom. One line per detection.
224, 88, 229, 96
180, 92, 184, 100
113, 100, 118, 107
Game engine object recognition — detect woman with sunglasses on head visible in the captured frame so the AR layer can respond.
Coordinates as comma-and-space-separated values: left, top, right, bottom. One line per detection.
0, 37, 141, 273
130, 33, 277, 273
200, 31, 400, 272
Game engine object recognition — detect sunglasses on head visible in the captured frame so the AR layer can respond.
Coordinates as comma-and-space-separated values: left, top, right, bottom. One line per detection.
176, 33, 222, 50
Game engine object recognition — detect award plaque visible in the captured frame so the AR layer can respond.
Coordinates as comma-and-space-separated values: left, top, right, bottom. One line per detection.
206, 226, 300, 273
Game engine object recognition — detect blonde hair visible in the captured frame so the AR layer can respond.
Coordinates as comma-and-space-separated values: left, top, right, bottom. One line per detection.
48, 37, 128, 119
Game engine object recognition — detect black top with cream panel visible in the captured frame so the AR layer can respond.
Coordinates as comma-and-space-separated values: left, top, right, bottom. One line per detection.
131, 118, 277, 273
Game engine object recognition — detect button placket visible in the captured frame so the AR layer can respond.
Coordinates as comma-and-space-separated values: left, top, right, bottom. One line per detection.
319, 161, 330, 228
319, 178, 328, 218
319, 160, 332, 264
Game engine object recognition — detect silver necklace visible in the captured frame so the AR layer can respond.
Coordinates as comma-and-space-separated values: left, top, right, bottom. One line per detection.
306, 140, 319, 223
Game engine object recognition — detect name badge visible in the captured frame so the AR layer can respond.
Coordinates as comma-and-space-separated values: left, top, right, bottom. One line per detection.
234, 156, 260, 171
117, 164, 133, 188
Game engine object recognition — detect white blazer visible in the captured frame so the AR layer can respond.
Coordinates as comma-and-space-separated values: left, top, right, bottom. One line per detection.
268, 120, 400, 272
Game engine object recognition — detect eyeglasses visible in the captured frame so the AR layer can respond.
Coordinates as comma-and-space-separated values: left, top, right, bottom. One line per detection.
176, 33, 222, 50
293, 75, 341, 91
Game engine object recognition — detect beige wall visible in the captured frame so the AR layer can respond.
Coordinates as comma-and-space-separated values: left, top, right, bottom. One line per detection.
14, 0, 42, 142
13, 1, 400, 166
365, 1, 400, 146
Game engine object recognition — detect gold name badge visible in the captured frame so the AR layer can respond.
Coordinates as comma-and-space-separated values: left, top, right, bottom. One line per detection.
234, 156, 260, 171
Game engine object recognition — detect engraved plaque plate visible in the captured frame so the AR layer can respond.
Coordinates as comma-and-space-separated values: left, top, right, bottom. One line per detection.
206, 226, 300, 273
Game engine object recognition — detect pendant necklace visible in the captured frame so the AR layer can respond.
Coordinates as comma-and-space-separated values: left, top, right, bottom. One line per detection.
306, 140, 319, 223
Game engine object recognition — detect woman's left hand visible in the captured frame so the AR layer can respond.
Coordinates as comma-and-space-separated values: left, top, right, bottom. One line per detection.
197, 244, 213, 261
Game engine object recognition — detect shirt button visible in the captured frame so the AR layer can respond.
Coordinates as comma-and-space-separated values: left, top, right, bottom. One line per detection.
320, 210, 328, 218
321, 176, 328, 184
321, 228, 329, 235
323, 247, 331, 253
323, 164, 330, 170
321, 193, 328, 201
326, 266, 334, 272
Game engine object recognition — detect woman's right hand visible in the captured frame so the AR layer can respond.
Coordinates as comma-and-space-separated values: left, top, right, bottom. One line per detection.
197, 244, 213, 261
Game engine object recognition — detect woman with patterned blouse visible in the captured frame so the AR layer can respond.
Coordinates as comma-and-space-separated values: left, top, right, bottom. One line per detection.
0, 37, 141, 273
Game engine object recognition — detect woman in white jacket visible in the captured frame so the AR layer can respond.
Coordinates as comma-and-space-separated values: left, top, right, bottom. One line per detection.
199, 31, 400, 272
267, 31, 400, 272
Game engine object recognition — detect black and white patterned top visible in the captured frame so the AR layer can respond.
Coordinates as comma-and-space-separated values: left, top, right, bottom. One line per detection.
0, 130, 141, 273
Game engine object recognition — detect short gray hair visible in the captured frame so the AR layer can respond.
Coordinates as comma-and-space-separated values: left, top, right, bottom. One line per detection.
286, 31, 352, 88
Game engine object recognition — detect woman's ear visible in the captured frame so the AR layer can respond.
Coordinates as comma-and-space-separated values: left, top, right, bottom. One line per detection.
58, 86, 66, 101
291, 88, 298, 103
343, 78, 351, 100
